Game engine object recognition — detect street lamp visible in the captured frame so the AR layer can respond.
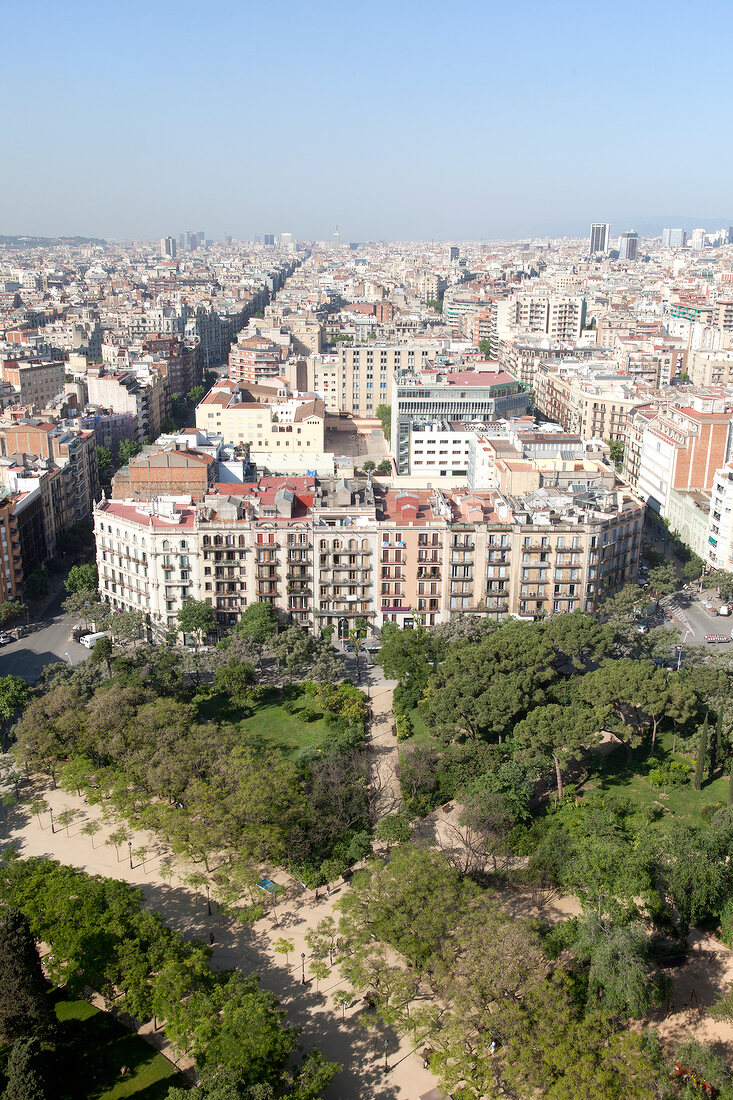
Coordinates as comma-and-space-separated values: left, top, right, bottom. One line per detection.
49, 808, 54, 834
206, 884, 211, 916
301, 952, 306, 984
128, 840, 133, 869
383, 1038, 388, 1073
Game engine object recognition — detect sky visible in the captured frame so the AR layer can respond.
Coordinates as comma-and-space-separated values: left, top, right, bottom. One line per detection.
2, 0, 733, 242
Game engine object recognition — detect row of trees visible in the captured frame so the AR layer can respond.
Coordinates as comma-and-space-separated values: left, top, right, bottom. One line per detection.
12, 622, 369, 887
0, 858, 337, 1099
330, 843, 733, 1099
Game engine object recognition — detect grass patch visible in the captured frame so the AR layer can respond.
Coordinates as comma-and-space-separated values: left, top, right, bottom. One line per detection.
196, 687, 331, 758
0, 992, 188, 1100
408, 707, 438, 746
585, 728, 730, 824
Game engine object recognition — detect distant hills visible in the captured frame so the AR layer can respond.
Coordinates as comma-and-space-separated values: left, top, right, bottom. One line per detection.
0, 235, 106, 249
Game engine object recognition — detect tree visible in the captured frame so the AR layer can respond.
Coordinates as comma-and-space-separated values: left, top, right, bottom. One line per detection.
375, 813, 412, 846
0, 674, 30, 722
375, 459, 391, 475
375, 404, 391, 442
214, 659, 257, 707
106, 826, 129, 861
694, 714, 708, 791
187, 385, 205, 405
24, 567, 50, 602
478, 338, 491, 357
117, 438, 143, 466
0, 908, 53, 1041
362, 460, 375, 472
81, 820, 102, 848
513, 703, 602, 799
3, 1037, 53, 1100
572, 914, 669, 1017
710, 707, 724, 779
177, 598, 216, 647
0, 599, 28, 625
648, 561, 678, 609
65, 563, 98, 594
273, 937, 294, 968
235, 602, 279, 669
96, 444, 113, 476
605, 438, 624, 466
106, 608, 146, 644
707, 569, 733, 601
683, 553, 705, 581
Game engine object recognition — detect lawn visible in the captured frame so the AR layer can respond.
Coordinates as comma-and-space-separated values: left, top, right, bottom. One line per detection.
585, 729, 730, 824
196, 688, 331, 758
0, 993, 188, 1099
408, 707, 438, 746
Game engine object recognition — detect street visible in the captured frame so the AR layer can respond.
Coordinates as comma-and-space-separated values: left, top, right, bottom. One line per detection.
664, 589, 733, 651
0, 587, 89, 683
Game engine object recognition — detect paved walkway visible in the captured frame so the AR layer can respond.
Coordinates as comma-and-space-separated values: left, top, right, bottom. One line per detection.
364, 669, 402, 822
1, 783, 436, 1100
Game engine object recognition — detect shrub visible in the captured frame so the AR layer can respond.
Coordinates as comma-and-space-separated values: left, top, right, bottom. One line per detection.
720, 897, 733, 947
395, 712, 414, 740
647, 760, 694, 788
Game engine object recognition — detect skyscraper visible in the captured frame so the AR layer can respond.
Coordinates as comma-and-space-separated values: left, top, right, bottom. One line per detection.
159, 236, 177, 258
662, 228, 686, 247
589, 223, 610, 254
263, 234, 275, 246
617, 232, 638, 261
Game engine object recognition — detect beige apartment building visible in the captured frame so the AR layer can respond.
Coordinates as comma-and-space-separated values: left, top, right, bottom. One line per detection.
687, 349, 733, 388
195, 380, 325, 452
534, 362, 650, 441
311, 344, 439, 416
94, 477, 644, 638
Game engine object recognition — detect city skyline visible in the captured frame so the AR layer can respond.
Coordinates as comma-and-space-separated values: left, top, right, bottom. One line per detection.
3, 0, 732, 240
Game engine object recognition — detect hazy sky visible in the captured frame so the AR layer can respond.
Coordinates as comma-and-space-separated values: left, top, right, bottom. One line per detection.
3, 0, 732, 241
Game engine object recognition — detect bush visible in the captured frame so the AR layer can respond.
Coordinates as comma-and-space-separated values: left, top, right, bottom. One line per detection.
720, 898, 733, 947
297, 708, 320, 724
282, 699, 297, 714
282, 683, 305, 701
395, 712, 414, 740
647, 760, 694, 788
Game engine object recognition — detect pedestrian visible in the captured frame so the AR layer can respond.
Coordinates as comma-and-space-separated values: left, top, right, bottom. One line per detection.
326, 884, 330, 898
209, 932, 215, 945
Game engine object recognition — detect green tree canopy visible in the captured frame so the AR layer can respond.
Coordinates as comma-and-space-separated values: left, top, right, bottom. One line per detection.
177, 599, 216, 645
0, 907, 53, 1041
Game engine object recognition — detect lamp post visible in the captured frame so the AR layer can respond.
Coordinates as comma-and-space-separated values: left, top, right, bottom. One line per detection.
49, 808, 54, 834
676, 645, 683, 672
206, 884, 211, 916
383, 1038, 388, 1073
301, 952, 306, 985
128, 840, 133, 869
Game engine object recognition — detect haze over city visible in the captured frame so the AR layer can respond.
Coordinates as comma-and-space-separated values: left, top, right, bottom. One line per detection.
3, 0, 733, 240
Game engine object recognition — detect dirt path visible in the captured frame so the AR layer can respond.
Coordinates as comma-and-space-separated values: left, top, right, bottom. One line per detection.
366, 675, 402, 822
1, 785, 437, 1100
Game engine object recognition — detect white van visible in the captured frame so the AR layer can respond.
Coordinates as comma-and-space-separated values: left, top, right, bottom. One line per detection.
79, 631, 109, 649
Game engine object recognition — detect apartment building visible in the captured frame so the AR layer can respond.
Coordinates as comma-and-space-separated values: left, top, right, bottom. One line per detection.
1, 421, 99, 535
706, 464, 733, 569
94, 477, 643, 637
1, 359, 65, 410
195, 380, 325, 452
392, 369, 530, 474
86, 366, 170, 443
311, 344, 439, 416
0, 493, 24, 600
228, 335, 284, 384
111, 445, 216, 502
494, 295, 586, 344
534, 362, 651, 441
687, 349, 733, 388
630, 397, 732, 516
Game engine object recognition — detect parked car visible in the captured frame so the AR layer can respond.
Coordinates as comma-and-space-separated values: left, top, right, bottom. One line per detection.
343, 642, 355, 653
0, 634, 10, 646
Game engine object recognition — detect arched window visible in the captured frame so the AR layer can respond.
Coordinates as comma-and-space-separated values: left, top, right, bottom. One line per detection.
180, 540, 188, 549
203, 535, 211, 547
162, 539, 170, 549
